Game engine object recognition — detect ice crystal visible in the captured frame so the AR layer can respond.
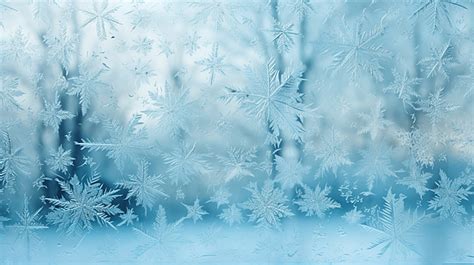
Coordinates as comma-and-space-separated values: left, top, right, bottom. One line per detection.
295, 184, 340, 218
242, 180, 293, 229
45, 175, 122, 235
118, 160, 167, 214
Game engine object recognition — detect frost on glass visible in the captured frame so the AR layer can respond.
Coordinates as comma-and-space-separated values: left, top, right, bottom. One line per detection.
0, 1, 473, 265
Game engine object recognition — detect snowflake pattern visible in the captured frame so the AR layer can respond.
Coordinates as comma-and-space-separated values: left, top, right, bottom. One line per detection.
1, 1, 473, 263
295, 184, 340, 218
242, 180, 293, 229
118, 160, 168, 214
45, 175, 122, 235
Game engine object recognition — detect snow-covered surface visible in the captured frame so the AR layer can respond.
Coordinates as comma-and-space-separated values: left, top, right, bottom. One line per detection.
1, 220, 473, 265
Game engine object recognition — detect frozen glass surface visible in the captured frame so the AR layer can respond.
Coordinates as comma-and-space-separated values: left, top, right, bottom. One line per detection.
0, 1, 473, 264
